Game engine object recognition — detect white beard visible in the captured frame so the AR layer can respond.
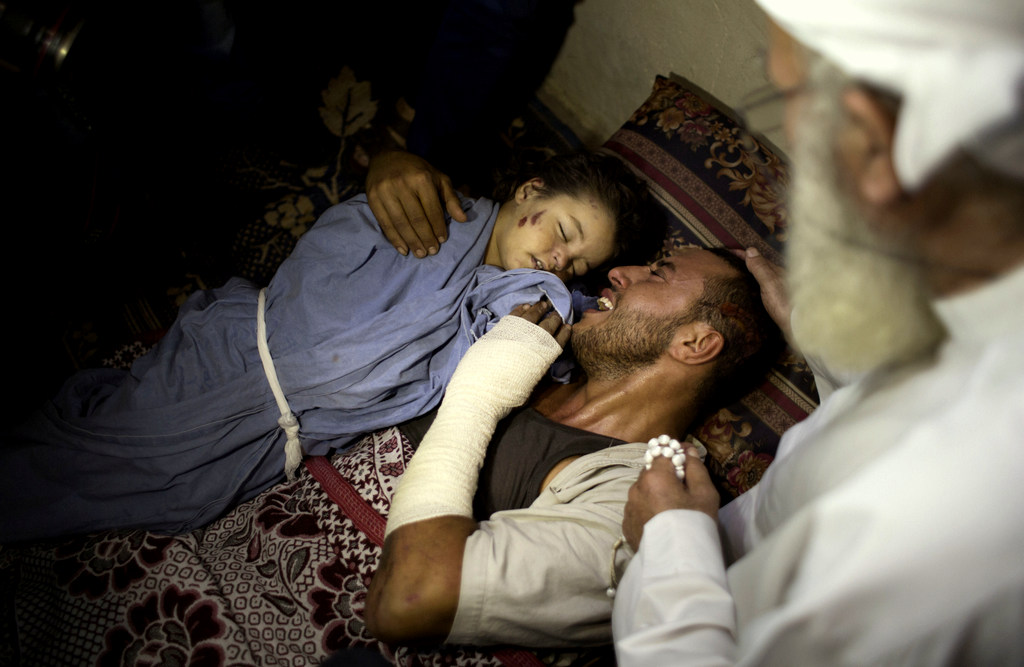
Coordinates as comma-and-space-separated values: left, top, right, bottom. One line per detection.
785, 71, 946, 374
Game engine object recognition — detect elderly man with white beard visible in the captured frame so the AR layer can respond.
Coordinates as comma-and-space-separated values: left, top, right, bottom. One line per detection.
613, 0, 1024, 664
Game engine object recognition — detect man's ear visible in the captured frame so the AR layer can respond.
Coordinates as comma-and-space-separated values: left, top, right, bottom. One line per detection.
841, 87, 903, 206
668, 323, 724, 366
516, 178, 545, 202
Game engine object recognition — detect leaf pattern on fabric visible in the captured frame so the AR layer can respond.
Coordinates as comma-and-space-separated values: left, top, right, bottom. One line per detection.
319, 67, 378, 140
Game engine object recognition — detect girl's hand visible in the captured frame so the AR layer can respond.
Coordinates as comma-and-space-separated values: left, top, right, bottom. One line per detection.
510, 299, 571, 350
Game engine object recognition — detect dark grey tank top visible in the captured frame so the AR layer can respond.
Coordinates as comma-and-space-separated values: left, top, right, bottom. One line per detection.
398, 407, 624, 519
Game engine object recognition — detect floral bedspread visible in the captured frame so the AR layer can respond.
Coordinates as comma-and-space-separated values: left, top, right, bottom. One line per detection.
0, 428, 609, 667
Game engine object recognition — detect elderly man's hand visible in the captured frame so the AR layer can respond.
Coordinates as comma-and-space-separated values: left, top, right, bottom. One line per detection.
734, 247, 793, 343
509, 299, 571, 350
622, 448, 719, 551
366, 150, 468, 258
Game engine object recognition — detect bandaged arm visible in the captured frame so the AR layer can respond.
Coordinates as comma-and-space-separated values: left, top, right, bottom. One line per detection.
365, 314, 564, 643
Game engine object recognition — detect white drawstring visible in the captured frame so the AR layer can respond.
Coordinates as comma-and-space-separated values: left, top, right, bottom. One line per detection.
257, 288, 304, 480
606, 535, 626, 598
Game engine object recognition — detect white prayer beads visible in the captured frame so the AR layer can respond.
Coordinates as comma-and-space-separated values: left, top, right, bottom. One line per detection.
644, 434, 686, 479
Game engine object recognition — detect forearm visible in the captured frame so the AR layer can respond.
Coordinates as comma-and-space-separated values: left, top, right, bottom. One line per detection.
366, 516, 476, 643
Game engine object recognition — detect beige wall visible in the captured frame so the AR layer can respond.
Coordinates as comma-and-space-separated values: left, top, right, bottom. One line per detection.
538, 0, 779, 148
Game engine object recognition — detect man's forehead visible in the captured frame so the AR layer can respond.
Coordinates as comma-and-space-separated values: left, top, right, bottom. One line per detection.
658, 248, 732, 277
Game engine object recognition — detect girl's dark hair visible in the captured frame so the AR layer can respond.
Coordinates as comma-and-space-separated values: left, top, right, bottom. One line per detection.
493, 149, 665, 275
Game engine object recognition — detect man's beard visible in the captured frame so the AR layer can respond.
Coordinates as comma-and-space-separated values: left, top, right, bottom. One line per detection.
785, 66, 945, 374
571, 306, 682, 381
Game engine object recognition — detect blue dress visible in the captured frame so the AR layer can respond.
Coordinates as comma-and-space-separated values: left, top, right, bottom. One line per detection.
2, 194, 574, 540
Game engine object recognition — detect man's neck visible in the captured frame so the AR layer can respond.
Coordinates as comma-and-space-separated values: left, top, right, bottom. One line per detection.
531, 366, 701, 444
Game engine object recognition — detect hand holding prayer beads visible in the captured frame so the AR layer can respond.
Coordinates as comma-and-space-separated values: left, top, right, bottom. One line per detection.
608, 435, 691, 598
644, 434, 686, 480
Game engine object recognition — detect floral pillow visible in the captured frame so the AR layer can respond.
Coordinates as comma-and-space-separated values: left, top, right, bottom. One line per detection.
602, 75, 818, 502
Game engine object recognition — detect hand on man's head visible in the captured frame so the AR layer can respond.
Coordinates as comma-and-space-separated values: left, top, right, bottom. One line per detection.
732, 247, 793, 343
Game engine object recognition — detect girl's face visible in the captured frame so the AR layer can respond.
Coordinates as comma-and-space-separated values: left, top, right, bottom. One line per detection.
486, 178, 617, 282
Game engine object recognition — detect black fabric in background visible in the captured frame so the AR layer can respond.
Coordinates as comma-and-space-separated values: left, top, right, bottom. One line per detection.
1, 1, 579, 416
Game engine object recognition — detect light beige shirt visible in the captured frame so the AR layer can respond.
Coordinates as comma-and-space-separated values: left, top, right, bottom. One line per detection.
449, 442, 645, 646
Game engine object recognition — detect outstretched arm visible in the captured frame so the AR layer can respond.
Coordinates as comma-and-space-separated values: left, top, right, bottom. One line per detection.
365, 300, 570, 644
365, 150, 468, 258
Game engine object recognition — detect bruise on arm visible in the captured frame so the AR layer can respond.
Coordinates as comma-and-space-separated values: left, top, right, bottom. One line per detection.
365, 516, 477, 644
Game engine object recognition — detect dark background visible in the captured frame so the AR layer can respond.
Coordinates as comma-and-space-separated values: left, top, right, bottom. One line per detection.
0, 0, 576, 412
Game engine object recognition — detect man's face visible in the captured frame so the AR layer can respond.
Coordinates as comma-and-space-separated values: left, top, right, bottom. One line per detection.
571, 250, 735, 380
768, 25, 944, 372
577, 249, 725, 324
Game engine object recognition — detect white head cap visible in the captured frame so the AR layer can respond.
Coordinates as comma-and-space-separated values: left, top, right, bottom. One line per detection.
754, 0, 1024, 190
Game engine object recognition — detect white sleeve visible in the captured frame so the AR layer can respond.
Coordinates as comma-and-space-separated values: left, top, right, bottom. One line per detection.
615, 446, 1024, 667
612, 510, 737, 667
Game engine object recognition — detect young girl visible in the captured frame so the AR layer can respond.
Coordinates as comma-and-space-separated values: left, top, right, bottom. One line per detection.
2, 150, 660, 542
